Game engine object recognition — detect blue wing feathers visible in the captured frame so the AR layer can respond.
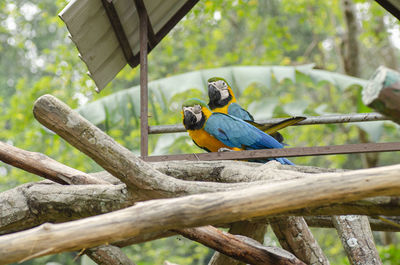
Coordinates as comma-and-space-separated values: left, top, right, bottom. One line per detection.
204, 113, 293, 165
205, 113, 283, 149
228, 103, 254, 121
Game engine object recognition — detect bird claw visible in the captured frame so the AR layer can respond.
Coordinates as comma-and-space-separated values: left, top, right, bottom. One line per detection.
218, 147, 233, 152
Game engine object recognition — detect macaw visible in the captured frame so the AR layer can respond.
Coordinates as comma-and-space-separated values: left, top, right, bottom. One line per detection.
182, 98, 293, 165
207, 77, 305, 143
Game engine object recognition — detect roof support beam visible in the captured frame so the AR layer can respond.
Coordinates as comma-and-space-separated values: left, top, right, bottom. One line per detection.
101, 0, 135, 67
375, 0, 400, 20
138, 3, 149, 157
133, 0, 158, 49
130, 0, 200, 67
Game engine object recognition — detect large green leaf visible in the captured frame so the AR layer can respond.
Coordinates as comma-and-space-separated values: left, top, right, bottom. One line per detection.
78, 65, 368, 126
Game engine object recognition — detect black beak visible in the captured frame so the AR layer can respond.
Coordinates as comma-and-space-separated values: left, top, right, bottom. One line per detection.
208, 84, 221, 102
183, 110, 197, 129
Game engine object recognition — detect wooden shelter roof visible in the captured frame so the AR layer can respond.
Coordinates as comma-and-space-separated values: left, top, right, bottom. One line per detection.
59, 0, 198, 91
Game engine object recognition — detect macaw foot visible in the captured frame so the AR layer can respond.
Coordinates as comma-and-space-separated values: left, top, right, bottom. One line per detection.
218, 147, 233, 152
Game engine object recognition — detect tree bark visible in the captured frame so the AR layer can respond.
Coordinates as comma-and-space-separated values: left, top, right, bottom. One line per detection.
1, 177, 400, 236
175, 226, 305, 265
270, 217, 330, 265
363, 66, 400, 125
0, 162, 400, 263
0, 141, 108, 185
84, 245, 136, 265
332, 215, 382, 265
340, 0, 360, 77
208, 221, 267, 265
304, 216, 400, 232
0, 182, 132, 235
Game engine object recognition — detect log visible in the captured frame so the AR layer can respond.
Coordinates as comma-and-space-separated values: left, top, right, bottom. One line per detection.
362, 66, 400, 124
208, 221, 267, 265
0, 162, 400, 263
1, 180, 400, 236
84, 245, 136, 265
332, 215, 382, 265
174, 226, 305, 265
270, 217, 330, 265
0, 182, 132, 235
2, 141, 293, 265
0, 141, 107, 185
304, 216, 400, 232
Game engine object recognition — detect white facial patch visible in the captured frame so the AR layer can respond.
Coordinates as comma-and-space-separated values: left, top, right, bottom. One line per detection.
183, 106, 203, 123
220, 89, 230, 100
211, 80, 230, 100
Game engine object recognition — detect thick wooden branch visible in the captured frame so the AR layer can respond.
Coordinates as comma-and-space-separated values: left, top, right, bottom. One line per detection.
33, 94, 249, 199
84, 245, 136, 265
304, 216, 400, 232
270, 217, 330, 265
151, 160, 342, 183
1, 180, 399, 236
0, 162, 400, 263
208, 221, 267, 265
0, 141, 107, 185
2, 142, 286, 265
0, 182, 132, 235
174, 226, 305, 265
363, 66, 400, 124
332, 216, 382, 265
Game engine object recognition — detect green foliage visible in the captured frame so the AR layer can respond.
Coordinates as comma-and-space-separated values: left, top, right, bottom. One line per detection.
1, 0, 400, 264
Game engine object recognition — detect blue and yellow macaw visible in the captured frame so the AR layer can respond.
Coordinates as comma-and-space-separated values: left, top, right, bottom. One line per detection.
207, 77, 305, 143
182, 98, 293, 165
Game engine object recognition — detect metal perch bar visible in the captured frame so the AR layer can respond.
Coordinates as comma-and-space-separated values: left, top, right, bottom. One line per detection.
148, 112, 388, 134
142, 142, 400, 162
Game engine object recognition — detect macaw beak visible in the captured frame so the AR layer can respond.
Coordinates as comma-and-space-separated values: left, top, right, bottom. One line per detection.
183, 110, 197, 129
208, 83, 221, 102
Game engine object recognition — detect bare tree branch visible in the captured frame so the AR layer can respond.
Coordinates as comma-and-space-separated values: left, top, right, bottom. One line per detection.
363, 66, 400, 125
1, 179, 399, 236
270, 217, 330, 265
174, 226, 305, 265
0, 182, 132, 235
0, 161, 400, 263
332, 216, 382, 265
84, 245, 136, 265
0, 141, 108, 185
304, 216, 400, 232
208, 221, 267, 265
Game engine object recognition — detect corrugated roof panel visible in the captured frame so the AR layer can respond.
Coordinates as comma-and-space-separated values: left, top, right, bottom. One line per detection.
60, 0, 197, 91
146, 0, 186, 33
60, 0, 126, 90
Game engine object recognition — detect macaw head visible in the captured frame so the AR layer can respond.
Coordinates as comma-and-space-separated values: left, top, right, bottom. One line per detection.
207, 77, 234, 109
182, 98, 209, 130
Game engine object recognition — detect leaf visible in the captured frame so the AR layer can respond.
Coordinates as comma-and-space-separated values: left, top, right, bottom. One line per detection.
77, 65, 369, 126
247, 97, 279, 119
352, 121, 385, 142
283, 100, 309, 116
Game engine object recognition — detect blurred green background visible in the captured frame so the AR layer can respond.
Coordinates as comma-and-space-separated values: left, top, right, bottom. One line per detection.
0, 0, 399, 264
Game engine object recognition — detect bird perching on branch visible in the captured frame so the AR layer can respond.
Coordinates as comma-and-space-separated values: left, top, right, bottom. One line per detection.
182, 98, 294, 165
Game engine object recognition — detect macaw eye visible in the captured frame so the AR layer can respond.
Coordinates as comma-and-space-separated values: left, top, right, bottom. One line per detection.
217, 80, 227, 89
193, 105, 201, 114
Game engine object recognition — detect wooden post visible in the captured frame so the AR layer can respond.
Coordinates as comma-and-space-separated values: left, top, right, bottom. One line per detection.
363, 66, 400, 124
139, 4, 149, 157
